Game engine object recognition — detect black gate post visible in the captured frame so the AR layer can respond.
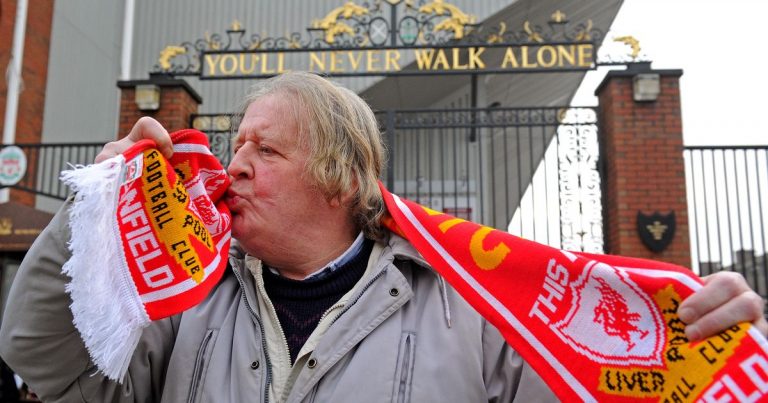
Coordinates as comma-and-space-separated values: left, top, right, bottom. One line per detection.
385, 110, 396, 191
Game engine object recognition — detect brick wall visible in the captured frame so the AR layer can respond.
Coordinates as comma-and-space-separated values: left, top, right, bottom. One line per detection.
1, 0, 55, 206
117, 77, 202, 139
596, 66, 691, 268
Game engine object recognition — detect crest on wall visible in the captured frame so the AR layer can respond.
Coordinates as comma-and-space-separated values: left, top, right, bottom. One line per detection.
637, 211, 676, 253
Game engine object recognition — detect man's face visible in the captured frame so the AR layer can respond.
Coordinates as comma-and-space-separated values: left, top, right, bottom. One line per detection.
225, 94, 328, 263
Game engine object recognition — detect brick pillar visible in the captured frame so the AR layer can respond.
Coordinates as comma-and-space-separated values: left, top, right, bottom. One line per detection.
0, 0, 55, 206
117, 75, 202, 139
596, 63, 691, 268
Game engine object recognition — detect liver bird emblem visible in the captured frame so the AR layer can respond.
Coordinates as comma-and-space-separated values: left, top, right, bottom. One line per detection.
593, 277, 649, 350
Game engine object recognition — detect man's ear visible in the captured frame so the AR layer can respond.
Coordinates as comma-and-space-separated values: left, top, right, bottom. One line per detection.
333, 176, 359, 208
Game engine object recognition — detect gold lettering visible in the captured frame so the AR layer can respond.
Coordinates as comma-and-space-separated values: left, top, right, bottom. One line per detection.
261, 53, 275, 74
439, 218, 465, 233
501, 47, 519, 68
414, 49, 436, 70
276, 52, 285, 73
432, 49, 450, 70
470, 227, 511, 270
239, 54, 257, 75
537, 46, 556, 68
420, 205, 462, 231
558, 45, 576, 66
348, 51, 364, 71
421, 205, 509, 271
366, 50, 381, 71
468, 47, 486, 69
452, 48, 467, 70
220, 54, 238, 75
140, 151, 212, 283
577, 44, 594, 67
521, 46, 538, 68
204, 54, 220, 76
385, 50, 401, 71
330, 51, 344, 72
309, 52, 326, 71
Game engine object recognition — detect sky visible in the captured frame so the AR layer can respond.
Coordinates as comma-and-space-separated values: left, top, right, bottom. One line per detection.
568, 0, 768, 269
572, 0, 768, 146
511, 0, 768, 264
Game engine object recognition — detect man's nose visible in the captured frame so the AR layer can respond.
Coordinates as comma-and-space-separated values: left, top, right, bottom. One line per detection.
227, 149, 251, 179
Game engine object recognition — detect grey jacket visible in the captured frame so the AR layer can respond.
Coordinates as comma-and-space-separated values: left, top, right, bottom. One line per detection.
0, 205, 557, 402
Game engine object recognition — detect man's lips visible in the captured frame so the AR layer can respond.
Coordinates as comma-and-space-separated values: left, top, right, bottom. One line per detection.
225, 190, 243, 208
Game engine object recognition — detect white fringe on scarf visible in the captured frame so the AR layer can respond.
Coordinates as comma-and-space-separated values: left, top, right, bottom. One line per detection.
60, 156, 150, 382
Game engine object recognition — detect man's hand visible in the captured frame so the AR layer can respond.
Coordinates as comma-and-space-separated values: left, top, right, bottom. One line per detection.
95, 117, 173, 163
678, 271, 768, 341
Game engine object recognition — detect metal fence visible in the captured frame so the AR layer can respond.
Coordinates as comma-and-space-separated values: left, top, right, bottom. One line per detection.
685, 145, 768, 298
6, 107, 604, 253
2, 132, 233, 201
378, 106, 603, 253
2, 143, 104, 200
191, 106, 605, 253
190, 114, 237, 167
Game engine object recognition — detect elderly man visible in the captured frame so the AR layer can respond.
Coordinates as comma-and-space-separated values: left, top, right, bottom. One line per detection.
1, 72, 765, 402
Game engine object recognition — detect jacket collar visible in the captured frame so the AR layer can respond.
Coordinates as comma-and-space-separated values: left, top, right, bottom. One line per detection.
382, 232, 428, 267
228, 231, 430, 276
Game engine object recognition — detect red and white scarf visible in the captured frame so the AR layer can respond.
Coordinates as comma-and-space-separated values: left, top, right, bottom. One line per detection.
62, 134, 768, 401
379, 182, 768, 402
61, 130, 231, 380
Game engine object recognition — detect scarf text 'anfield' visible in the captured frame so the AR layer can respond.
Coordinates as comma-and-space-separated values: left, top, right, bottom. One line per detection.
61, 130, 231, 381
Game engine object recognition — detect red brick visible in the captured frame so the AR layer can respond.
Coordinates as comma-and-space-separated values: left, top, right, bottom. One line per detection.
117, 81, 200, 137
0, 0, 55, 205
597, 71, 691, 268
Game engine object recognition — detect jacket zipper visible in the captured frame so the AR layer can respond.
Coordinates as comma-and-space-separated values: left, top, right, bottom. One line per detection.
254, 269, 292, 364
317, 267, 387, 324
317, 302, 345, 324
233, 260, 391, 401
187, 330, 214, 403
232, 266, 272, 403
329, 267, 388, 327
397, 334, 413, 403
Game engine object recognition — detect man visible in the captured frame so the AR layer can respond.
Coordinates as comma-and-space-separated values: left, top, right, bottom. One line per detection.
1, 72, 765, 402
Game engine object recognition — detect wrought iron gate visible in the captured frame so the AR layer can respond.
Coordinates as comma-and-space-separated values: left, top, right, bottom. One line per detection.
190, 106, 603, 252
3, 107, 604, 254
377, 106, 602, 252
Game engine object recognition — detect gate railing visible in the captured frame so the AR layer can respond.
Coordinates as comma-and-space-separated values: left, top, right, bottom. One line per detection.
2, 127, 234, 201
377, 106, 603, 253
1, 143, 104, 200
7, 107, 605, 254
685, 145, 768, 298
194, 107, 605, 252
190, 114, 237, 167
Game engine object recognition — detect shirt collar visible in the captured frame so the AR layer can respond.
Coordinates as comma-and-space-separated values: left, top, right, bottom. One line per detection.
267, 231, 365, 281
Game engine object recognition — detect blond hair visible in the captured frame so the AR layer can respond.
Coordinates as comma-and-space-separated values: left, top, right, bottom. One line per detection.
237, 72, 386, 239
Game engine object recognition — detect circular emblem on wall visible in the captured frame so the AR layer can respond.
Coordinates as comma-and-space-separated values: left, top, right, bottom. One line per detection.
0, 145, 27, 186
368, 17, 390, 46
